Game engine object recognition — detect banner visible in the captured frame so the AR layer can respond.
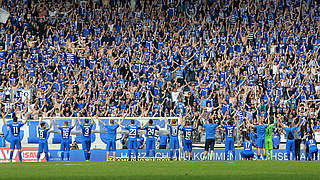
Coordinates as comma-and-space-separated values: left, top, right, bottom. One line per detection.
0, 8, 9, 24
12, 88, 32, 102
46, 149, 319, 162
0, 148, 318, 162
0, 147, 46, 162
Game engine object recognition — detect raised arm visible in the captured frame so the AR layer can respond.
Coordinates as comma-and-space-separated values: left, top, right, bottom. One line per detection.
96, 116, 106, 126
277, 118, 284, 128
117, 113, 127, 125
90, 116, 94, 125
54, 117, 59, 128
77, 115, 81, 125
72, 118, 77, 129
295, 118, 303, 129
23, 115, 29, 125
164, 113, 168, 125
117, 116, 126, 128
2, 112, 8, 126
39, 117, 43, 126
246, 118, 254, 128
140, 120, 147, 129
49, 118, 53, 129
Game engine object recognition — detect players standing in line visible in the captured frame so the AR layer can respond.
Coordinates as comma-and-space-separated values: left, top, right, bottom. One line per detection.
239, 136, 254, 160
305, 133, 318, 161
119, 119, 141, 161
265, 116, 276, 160
248, 116, 268, 160
2, 112, 29, 162
37, 117, 52, 162
181, 120, 196, 161
141, 119, 159, 161
278, 119, 303, 160
78, 115, 94, 161
202, 119, 219, 161
98, 115, 124, 161
223, 120, 236, 160
164, 115, 181, 161
54, 117, 76, 161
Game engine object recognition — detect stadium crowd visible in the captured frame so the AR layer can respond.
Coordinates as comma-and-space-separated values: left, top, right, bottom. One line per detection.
0, 0, 320, 155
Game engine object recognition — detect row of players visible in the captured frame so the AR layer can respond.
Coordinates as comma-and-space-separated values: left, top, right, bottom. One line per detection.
1, 113, 319, 162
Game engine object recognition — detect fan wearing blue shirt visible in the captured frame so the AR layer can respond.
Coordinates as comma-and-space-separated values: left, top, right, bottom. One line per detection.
165, 116, 181, 161
202, 119, 219, 160
77, 116, 94, 161
223, 120, 236, 160
278, 119, 303, 160
181, 121, 196, 161
119, 119, 141, 161
305, 133, 318, 161
37, 117, 52, 162
141, 119, 159, 161
54, 118, 76, 161
98, 116, 124, 161
2, 113, 29, 162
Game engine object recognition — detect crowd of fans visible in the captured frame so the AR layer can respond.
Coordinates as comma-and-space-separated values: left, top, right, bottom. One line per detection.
0, 0, 320, 147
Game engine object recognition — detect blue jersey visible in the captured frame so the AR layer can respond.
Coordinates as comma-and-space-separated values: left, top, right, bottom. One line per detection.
159, 134, 168, 145
106, 124, 119, 141
203, 124, 219, 139
80, 124, 93, 138
125, 125, 141, 139
144, 125, 158, 139
241, 141, 253, 151
283, 127, 296, 140
168, 124, 180, 138
58, 126, 73, 140
38, 127, 50, 142
254, 124, 268, 138
182, 126, 194, 141
306, 139, 317, 149
8, 122, 24, 137
223, 125, 235, 139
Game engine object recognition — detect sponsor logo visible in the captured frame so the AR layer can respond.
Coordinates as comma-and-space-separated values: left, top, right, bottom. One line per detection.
0, 147, 46, 162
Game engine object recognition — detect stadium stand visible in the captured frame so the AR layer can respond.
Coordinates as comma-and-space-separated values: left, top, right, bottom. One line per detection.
0, 0, 320, 159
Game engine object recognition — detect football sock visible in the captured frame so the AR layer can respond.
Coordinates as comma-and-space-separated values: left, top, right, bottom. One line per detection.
84, 151, 88, 160
10, 151, 13, 162
45, 153, 49, 161
135, 150, 138, 160
18, 151, 22, 162
152, 150, 155, 158
170, 150, 173, 159
146, 150, 150, 158
128, 150, 132, 160
210, 151, 214, 160
176, 150, 179, 160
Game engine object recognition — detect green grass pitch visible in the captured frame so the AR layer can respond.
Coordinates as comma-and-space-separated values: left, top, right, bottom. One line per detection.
0, 161, 319, 180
